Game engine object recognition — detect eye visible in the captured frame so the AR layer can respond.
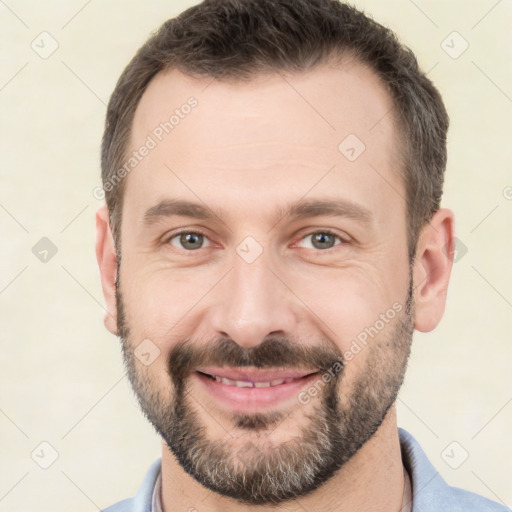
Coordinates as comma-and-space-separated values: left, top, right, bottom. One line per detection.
167, 231, 211, 251
297, 231, 344, 250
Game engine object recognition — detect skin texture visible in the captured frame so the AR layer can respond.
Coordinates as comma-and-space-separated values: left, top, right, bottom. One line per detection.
96, 60, 454, 511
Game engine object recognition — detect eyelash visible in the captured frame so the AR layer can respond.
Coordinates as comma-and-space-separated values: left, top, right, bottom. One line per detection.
164, 229, 347, 252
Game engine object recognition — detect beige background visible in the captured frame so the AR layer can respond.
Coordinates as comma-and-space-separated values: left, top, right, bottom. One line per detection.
1, 1, 511, 510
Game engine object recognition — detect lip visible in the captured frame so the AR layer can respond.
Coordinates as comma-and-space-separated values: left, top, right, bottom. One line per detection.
195, 367, 317, 382
193, 367, 321, 412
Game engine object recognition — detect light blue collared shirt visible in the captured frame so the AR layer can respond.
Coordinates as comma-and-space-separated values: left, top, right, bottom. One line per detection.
102, 428, 510, 511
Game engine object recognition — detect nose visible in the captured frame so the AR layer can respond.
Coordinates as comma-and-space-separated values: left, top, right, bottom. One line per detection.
206, 254, 298, 348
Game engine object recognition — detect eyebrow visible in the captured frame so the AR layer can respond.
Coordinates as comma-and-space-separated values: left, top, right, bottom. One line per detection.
142, 198, 373, 226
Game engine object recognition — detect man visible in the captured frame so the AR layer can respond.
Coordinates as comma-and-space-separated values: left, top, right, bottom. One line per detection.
95, 1, 508, 511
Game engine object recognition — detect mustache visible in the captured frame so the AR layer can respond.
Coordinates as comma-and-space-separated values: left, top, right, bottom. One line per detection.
167, 336, 344, 385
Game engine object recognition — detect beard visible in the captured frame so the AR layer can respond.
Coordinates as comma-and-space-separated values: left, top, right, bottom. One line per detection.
116, 275, 414, 505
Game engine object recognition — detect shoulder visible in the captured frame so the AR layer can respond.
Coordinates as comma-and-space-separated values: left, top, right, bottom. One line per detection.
399, 428, 510, 512
101, 457, 162, 512
101, 498, 134, 512
447, 486, 509, 511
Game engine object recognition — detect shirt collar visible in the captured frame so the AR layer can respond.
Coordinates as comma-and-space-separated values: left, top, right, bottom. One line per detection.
152, 468, 163, 512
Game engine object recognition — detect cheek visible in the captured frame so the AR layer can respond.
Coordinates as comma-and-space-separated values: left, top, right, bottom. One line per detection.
119, 242, 410, 362
122, 263, 189, 317
291, 265, 405, 350
119, 264, 220, 349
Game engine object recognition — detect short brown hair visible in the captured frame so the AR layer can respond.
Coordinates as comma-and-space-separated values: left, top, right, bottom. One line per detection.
101, 0, 449, 259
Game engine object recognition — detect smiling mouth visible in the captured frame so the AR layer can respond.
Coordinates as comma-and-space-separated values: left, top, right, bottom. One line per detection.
195, 369, 320, 388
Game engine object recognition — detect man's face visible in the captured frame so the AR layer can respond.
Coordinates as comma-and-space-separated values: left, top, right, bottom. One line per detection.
116, 61, 414, 504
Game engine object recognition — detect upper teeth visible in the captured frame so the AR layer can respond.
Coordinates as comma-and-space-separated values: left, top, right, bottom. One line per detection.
212, 375, 296, 388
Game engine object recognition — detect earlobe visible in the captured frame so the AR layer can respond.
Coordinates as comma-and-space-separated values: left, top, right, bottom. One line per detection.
95, 204, 119, 335
412, 208, 455, 333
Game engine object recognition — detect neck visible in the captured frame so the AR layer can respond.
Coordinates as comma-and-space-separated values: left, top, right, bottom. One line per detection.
161, 406, 405, 512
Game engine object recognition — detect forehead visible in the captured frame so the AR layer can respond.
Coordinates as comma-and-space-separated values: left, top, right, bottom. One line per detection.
123, 60, 404, 227
132, 59, 398, 152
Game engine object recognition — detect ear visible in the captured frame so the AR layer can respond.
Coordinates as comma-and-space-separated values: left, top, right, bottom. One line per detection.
413, 208, 455, 333
95, 204, 119, 335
